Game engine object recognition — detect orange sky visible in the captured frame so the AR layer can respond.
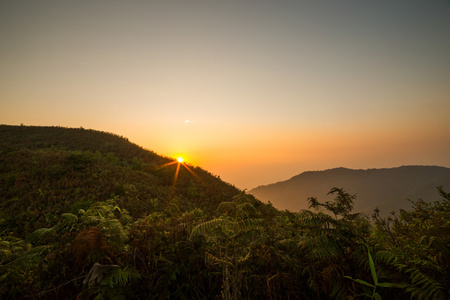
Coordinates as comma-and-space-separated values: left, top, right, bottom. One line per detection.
1, 1, 450, 189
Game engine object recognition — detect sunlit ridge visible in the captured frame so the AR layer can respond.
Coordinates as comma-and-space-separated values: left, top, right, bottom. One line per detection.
157, 156, 200, 190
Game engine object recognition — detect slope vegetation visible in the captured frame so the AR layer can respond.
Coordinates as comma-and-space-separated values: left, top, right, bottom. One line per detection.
0, 125, 244, 235
1, 125, 449, 299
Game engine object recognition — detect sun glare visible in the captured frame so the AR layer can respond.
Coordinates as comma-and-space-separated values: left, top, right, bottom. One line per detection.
157, 155, 199, 190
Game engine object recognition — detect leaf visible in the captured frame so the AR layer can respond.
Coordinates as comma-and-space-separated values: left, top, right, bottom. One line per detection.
238, 202, 257, 214
217, 201, 236, 214
101, 265, 140, 287
344, 276, 375, 288
237, 252, 251, 264
238, 218, 263, 231
26, 228, 52, 242
205, 252, 229, 266
189, 218, 230, 240
368, 248, 378, 285
7, 244, 52, 265
377, 282, 408, 288
61, 213, 78, 223
373, 292, 382, 300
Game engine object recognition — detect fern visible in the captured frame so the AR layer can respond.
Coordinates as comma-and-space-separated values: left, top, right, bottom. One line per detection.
373, 250, 446, 299
189, 218, 230, 240
300, 234, 340, 261
102, 266, 141, 287
374, 250, 398, 265
61, 212, 78, 223
6, 244, 52, 266
217, 199, 258, 219
403, 268, 445, 299
237, 252, 251, 264
26, 227, 52, 243
237, 202, 257, 217
83, 265, 140, 300
0, 236, 32, 264
217, 202, 236, 214
205, 251, 229, 266
238, 218, 263, 231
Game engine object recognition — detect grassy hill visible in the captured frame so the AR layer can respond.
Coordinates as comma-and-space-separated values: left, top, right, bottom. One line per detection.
250, 166, 450, 216
1, 125, 449, 299
0, 125, 251, 235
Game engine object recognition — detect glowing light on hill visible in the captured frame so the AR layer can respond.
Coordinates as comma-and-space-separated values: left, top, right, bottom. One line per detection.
156, 155, 199, 192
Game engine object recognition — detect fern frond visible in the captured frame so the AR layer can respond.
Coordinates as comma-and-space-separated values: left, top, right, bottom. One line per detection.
237, 202, 256, 215
26, 227, 52, 243
189, 218, 230, 240
205, 252, 229, 266
320, 263, 343, 282
61, 213, 78, 223
404, 268, 445, 299
374, 250, 398, 265
301, 234, 340, 260
217, 202, 236, 214
7, 244, 52, 266
103, 266, 140, 287
298, 210, 334, 232
233, 227, 260, 243
381, 253, 447, 299
238, 218, 263, 231
236, 251, 251, 264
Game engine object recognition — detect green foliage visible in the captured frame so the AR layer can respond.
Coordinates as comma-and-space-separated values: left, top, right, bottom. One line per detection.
0, 125, 242, 236
190, 195, 263, 299
371, 187, 450, 299
299, 188, 373, 298
0, 236, 32, 264
345, 247, 408, 299
81, 199, 132, 252
1, 125, 449, 299
65, 151, 94, 170
83, 265, 141, 300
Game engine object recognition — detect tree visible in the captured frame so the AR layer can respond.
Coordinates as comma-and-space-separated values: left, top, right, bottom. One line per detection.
298, 187, 371, 299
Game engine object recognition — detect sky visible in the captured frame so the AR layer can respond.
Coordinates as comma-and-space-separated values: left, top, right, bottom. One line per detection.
1, 0, 450, 190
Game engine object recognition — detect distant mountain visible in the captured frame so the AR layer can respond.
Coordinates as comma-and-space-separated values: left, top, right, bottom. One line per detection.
249, 166, 450, 216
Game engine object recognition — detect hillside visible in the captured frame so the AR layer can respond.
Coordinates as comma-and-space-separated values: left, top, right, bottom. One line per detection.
1, 125, 449, 299
0, 125, 252, 235
250, 166, 450, 216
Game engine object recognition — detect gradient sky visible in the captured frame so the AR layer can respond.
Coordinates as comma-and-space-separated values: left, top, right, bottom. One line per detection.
1, 0, 450, 189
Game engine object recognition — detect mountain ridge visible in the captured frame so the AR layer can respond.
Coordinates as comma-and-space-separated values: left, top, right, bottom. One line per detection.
250, 165, 450, 216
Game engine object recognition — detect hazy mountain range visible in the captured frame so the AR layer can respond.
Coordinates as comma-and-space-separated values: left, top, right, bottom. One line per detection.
249, 166, 450, 216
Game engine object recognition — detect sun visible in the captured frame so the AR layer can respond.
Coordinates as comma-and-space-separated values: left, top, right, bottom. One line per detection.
157, 155, 199, 190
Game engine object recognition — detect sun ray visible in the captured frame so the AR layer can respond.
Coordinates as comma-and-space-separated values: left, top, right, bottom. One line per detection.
180, 163, 201, 182
172, 162, 181, 189
157, 160, 178, 169
156, 156, 201, 191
